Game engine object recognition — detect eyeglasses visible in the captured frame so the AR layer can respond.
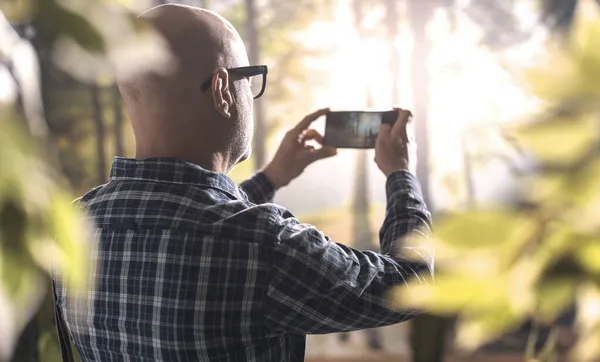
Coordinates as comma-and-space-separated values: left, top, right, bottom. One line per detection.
201, 65, 268, 99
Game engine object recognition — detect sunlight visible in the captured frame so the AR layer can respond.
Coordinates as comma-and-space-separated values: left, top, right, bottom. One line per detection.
282, 0, 544, 211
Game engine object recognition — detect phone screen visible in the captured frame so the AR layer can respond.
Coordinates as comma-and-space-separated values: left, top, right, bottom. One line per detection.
323, 110, 398, 149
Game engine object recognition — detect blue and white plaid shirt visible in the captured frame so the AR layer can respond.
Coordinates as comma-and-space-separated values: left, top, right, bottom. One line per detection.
56, 157, 433, 361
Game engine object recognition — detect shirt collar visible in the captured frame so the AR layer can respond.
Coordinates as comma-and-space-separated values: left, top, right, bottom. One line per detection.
109, 157, 246, 200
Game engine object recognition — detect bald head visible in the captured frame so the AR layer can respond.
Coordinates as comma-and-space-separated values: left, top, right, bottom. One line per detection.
118, 4, 254, 173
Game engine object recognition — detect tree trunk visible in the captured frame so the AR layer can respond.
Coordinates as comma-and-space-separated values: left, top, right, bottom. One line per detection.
90, 84, 107, 183
461, 135, 476, 207
408, 0, 432, 209
351, 149, 371, 250
386, 0, 400, 104
245, 0, 266, 171
343, 0, 381, 350
112, 84, 124, 157
407, 2, 446, 362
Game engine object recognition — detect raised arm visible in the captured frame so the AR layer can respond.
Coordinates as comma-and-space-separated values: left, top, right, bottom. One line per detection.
239, 108, 337, 204
263, 170, 432, 334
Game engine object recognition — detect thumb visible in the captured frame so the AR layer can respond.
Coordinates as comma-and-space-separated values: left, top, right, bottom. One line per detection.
305, 146, 337, 164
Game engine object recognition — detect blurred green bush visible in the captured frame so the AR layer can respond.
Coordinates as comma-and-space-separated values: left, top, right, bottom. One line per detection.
391, 4, 600, 362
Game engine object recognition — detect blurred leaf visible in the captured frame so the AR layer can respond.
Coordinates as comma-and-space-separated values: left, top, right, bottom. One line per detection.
523, 173, 567, 206
574, 236, 600, 274
572, 282, 600, 362
390, 274, 515, 315
570, 158, 600, 207
511, 115, 598, 167
0, 245, 38, 302
522, 5, 600, 103
524, 159, 600, 232
35, 192, 91, 291
38, 0, 106, 53
455, 307, 523, 351
435, 209, 536, 251
0, 200, 26, 254
533, 225, 579, 272
432, 210, 539, 273
535, 278, 577, 323
1, 0, 35, 23
570, 1, 600, 88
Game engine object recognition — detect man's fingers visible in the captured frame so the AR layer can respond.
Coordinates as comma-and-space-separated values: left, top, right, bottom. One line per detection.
292, 108, 330, 135
305, 146, 337, 163
301, 129, 325, 145
406, 119, 416, 143
391, 109, 413, 142
376, 123, 392, 149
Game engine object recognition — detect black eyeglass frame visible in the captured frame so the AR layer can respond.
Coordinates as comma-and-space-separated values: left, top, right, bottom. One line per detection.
200, 65, 268, 99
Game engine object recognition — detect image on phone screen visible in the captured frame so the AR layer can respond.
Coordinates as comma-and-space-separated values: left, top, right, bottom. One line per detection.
323, 110, 398, 149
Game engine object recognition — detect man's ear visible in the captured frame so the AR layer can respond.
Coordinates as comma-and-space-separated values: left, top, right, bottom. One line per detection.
211, 68, 234, 119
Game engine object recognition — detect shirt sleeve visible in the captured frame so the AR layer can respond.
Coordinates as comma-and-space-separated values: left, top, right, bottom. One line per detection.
263, 171, 433, 334
239, 172, 276, 204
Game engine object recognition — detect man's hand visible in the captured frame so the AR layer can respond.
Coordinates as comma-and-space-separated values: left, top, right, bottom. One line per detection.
263, 108, 337, 189
375, 108, 417, 177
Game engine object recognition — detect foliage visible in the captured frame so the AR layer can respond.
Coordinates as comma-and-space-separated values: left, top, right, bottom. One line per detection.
0, 0, 172, 360
0, 115, 91, 360
390, 4, 600, 361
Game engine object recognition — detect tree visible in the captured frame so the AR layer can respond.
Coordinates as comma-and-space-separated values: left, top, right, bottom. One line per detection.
89, 83, 107, 183
342, 0, 382, 350
112, 85, 124, 157
385, 0, 400, 104
244, 0, 267, 171
222, 0, 335, 183
405, 1, 449, 361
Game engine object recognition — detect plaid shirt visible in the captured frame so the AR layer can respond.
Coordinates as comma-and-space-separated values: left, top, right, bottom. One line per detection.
56, 157, 433, 362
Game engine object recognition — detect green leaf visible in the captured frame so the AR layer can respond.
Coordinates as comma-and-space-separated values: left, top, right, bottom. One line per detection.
571, 159, 600, 207
1, 0, 35, 23
49, 192, 91, 291
574, 236, 600, 275
0, 247, 39, 302
455, 306, 523, 352
523, 173, 567, 206
27, 191, 92, 293
431, 209, 538, 273
39, 0, 106, 54
389, 274, 513, 315
0, 200, 27, 254
512, 115, 598, 167
533, 225, 581, 272
535, 278, 577, 323
570, 3, 600, 95
435, 209, 536, 251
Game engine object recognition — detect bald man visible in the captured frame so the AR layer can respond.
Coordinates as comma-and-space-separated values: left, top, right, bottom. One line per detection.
55, 4, 433, 362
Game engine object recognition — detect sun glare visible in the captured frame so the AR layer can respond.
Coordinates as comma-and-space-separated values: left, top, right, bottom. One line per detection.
287, 0, 543, 210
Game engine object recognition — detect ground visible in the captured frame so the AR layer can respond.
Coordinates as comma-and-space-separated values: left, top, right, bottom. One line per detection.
307, 352, 571, 362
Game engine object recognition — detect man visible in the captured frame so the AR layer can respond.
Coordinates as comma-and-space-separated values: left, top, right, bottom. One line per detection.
56, 4, 434, 361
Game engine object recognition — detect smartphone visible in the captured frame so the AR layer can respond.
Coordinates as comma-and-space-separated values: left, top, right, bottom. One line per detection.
323, 110, 399, 149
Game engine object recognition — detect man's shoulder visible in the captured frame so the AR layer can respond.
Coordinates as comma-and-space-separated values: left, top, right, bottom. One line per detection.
72, 184, 107, 207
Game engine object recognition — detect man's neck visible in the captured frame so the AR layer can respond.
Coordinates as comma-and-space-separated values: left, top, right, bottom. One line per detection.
135, 148, 232, 174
